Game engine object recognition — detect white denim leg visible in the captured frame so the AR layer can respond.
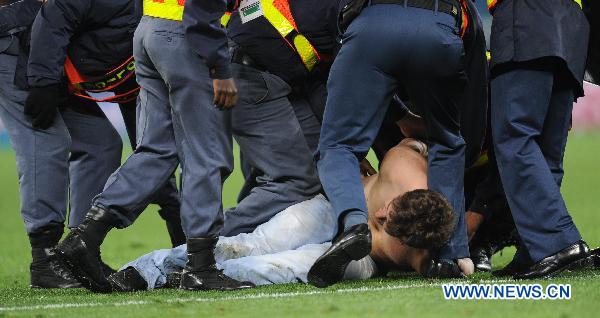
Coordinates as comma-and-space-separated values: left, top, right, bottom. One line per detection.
215, 194, 337, 263
218, 243, 331, 285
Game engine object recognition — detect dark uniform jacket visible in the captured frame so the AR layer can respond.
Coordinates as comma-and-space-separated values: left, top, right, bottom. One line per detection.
0, 0, 42, 88
226, 0, 340, 85
583, 0, 600, 85
489, 0, 590, 96
0, 0, 41, 37
460, 0, 488, 168
27, 0, 140, 88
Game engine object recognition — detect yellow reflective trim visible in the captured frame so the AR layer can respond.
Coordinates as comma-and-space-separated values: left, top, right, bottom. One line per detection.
260, 0, 319, 71
143, 0, 184, 21
489, 0, 581, 11
470, 153, 489, 170
221, 13, 231, 27
293, 35, 319, 71
261, 0, 295, 37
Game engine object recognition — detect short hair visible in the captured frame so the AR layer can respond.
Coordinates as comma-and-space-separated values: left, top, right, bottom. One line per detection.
384, 189, 455, 249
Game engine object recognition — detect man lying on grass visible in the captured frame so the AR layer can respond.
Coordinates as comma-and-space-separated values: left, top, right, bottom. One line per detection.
84, 138, 473, 293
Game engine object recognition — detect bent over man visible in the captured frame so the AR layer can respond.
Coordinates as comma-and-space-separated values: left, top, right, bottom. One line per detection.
53, 0, 254, 293
310, 0, 476, 285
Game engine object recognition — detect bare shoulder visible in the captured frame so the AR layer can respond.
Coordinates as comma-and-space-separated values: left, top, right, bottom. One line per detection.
379, 141, 428, 189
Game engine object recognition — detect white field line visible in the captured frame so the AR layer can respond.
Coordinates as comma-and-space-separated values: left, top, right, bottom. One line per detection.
1, 282, 447, 312
0, 277, 586, 313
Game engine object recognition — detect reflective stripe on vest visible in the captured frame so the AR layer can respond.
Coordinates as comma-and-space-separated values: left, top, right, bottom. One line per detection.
488, 0, 582, 13
227, 0, 320, 71
143, 0, 185, 21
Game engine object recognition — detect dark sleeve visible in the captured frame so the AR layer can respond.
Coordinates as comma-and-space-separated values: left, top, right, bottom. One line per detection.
0, 0, 41, 35
27, 0, 92, 87
183, 0, 232, 79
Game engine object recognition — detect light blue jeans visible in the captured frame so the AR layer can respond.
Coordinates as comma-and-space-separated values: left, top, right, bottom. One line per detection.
122, 195, 379, 287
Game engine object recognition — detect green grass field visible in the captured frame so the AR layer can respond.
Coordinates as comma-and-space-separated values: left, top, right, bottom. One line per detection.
1, 134, 600, 317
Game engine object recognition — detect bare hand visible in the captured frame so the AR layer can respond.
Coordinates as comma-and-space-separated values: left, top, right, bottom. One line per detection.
213, 78, 238, 109
457, 258, 475, 276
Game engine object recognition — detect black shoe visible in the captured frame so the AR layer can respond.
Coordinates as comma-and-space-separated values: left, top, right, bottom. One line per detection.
179, 237, 255, 291
307, 224, 372, 288
31, 247, 81, 289
421, 259, 465, 279
514, 240, 591, 280
469, 220, 520, 273
51, 207, 119, 293
51, 230, 112, 293
100, 259, 117, 278
108, 267, 148, 292
165, 271, 182, 289
180, 266, 255, 291
591, 248, 600, 268
491, 255, 531, 277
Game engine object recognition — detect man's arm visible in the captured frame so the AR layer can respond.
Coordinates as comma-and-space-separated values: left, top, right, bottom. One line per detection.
183, 0, 238, 108
182, 0, 231, 79
27, 0, 90, 87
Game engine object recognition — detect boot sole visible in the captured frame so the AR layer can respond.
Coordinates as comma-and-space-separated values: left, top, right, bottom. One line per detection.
307, 234, 371, 288
50, 247, 112, 293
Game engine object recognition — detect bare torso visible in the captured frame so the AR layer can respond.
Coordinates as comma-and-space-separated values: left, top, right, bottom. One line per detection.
360, 140, 429, 272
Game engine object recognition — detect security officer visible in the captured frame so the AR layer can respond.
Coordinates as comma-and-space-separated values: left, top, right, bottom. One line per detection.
308, 0, 478, 287
53, 0, 254, 293
220, 0, 337, 236
23, 0, 185, 247
488, 0, 591, 279
0, 0, 83, 289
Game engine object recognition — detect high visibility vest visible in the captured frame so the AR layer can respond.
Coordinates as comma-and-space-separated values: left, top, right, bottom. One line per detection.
487, 0, 582, 13
64, 56, 140, 103
223, 0, 321, 72
143, 0, 185, 21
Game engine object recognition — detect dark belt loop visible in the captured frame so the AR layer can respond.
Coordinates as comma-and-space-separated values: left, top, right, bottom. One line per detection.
403, 0, 407, 8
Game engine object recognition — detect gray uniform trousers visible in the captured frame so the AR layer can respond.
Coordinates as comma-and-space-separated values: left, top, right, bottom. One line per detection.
221, 64, 322, 236
0, 36, 123, 234
93, 16, 232, 238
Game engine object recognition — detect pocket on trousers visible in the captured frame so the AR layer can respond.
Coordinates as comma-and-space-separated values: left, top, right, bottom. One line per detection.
234, 65, 270, 105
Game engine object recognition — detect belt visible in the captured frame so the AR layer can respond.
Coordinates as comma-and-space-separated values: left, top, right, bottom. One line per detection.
370, 0, 461, 21
230, 47, 267, 72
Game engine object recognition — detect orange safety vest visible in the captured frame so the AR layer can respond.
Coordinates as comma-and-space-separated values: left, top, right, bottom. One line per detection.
64, 56, 140, 103
487, 0, 582, 13
222, 0, 322, 72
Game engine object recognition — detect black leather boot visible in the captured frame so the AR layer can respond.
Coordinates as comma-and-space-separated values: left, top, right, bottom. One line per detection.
158, 208, 186, 247
307, 224, 372, 288
179, 237, 255, 291
29, 224, 81, 289
51, 206, 120, 293
108, 267, 148, 292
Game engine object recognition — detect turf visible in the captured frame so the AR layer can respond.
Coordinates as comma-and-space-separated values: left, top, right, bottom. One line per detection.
1, 134, 600, 317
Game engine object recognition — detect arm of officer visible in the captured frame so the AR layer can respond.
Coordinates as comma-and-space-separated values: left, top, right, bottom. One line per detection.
183, 0, 237, 108
27, 0, 91, 87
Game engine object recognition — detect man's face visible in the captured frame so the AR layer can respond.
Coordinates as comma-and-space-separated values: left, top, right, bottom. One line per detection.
370, 199, 409, 266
